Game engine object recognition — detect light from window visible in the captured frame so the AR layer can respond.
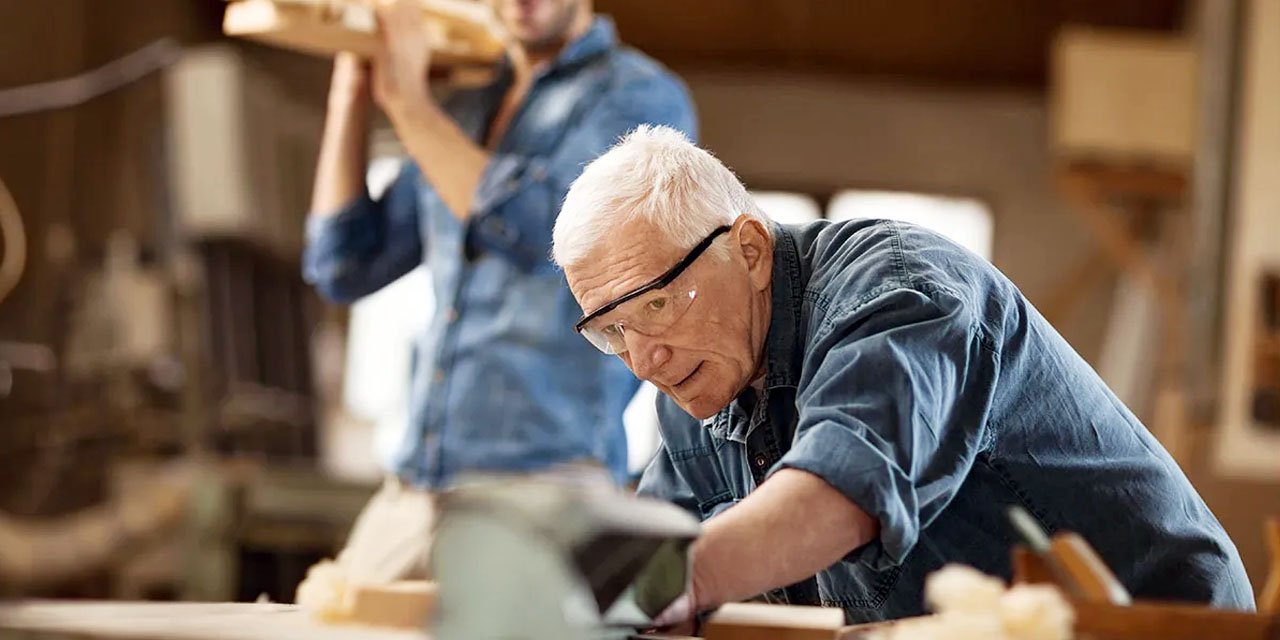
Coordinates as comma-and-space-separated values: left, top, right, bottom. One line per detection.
366, 156, 404, 199
623, 383, 663, 474
342, 157, 435, 467
827, 190, 994, 261
750, 191, 822, 225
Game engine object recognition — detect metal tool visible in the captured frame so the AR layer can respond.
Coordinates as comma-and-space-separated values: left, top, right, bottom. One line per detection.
429, 476, 700, 640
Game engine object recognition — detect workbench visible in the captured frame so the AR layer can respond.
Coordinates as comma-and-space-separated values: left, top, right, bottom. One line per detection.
0, 601, 707, 640
0, 601, 423, 640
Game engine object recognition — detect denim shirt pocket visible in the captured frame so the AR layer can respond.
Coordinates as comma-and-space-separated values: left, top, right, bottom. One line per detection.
470, 255, 566, 345
466, 156, 557, 272
471, 154, 542, 215
667, 445, 738, 519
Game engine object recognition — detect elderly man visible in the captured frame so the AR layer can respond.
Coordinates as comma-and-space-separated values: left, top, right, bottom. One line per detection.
551, 126, 1254, 626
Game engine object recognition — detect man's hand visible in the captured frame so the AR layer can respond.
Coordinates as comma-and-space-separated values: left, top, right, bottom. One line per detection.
372, 0, 438, 129
647, 589, 698, 635
363, 0, 492, 221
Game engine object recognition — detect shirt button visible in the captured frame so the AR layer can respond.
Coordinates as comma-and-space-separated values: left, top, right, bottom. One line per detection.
433, 371, 446, 383
446, 308, 458, 322
753, 454, 768, 469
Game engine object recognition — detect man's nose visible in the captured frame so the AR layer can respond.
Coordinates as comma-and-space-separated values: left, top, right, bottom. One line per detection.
624, 330, 672, 380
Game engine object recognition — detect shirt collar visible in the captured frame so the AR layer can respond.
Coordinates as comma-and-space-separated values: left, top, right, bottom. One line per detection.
706, 222, 807, 442
761, 222, 805, 390
550, 16, 618, 73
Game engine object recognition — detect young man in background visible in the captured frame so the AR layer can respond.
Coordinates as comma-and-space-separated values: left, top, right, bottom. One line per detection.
301, 0, 696, 584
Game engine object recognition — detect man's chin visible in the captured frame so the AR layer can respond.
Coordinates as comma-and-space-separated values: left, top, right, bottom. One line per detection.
502, 21, 555, 47
518, 33, 564, 53
676, 396, 725, 422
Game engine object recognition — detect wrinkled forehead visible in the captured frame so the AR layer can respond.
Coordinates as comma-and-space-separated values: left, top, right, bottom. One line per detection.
565, 223, 686, 316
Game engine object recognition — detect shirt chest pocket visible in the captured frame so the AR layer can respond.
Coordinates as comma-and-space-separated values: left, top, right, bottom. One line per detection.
665, 445, 737, 519
463, 258, 565, 342
668, 442, 750, 520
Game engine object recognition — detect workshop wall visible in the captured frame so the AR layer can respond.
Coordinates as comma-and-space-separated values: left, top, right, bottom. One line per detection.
684, 69, 1113, 361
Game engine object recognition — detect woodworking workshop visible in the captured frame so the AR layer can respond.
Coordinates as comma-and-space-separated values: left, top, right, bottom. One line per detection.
3, 0, 1280, 638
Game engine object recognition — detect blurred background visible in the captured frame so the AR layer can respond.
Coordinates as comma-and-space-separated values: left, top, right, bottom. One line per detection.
0, 0, 1277, 608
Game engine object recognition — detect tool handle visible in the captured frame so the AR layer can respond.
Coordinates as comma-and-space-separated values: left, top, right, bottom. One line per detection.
1049, 532, 1132, 605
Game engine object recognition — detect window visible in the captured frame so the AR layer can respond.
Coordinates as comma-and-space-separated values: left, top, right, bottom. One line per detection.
750, 191, 822, 224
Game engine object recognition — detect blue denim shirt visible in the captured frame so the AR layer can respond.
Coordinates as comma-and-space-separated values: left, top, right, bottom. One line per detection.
303, 17, 697, 488
638, 219, 1254, 622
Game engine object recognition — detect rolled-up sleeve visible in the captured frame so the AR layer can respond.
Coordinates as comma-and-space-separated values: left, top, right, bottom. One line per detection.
773, 286, 999, 571
302, 162, 424, 303
464, 71, 697, 270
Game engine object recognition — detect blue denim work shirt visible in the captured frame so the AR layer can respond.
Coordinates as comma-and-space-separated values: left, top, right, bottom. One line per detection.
303, 17, 697, 488
638, 219, 1254, 622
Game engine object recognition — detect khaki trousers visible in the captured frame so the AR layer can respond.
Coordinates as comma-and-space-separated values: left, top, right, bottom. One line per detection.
335, 477, 436, 584
334, 464, 613, 584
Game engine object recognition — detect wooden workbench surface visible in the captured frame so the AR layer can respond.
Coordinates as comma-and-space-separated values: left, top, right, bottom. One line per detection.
0, 601, 705, 640
0, 601, 426, 640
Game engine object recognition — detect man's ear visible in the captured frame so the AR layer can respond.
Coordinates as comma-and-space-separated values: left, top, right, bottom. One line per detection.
733, 214, 773, 292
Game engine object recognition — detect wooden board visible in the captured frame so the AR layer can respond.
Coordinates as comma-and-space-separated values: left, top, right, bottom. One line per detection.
224, 0, 381, 57
0, 601, 426, 640
702, 603, 844, 640
222, 0, 503, 65
344, 581, 437, 628
1069, 599, 1280, 640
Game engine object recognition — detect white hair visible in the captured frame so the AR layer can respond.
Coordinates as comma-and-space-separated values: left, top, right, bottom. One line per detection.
552, 125, 765, 268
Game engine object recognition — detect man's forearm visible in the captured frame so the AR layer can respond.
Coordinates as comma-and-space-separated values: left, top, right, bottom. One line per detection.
691, 468, 879, 609
311, 64, 372, 218
392, 101, 490, 222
